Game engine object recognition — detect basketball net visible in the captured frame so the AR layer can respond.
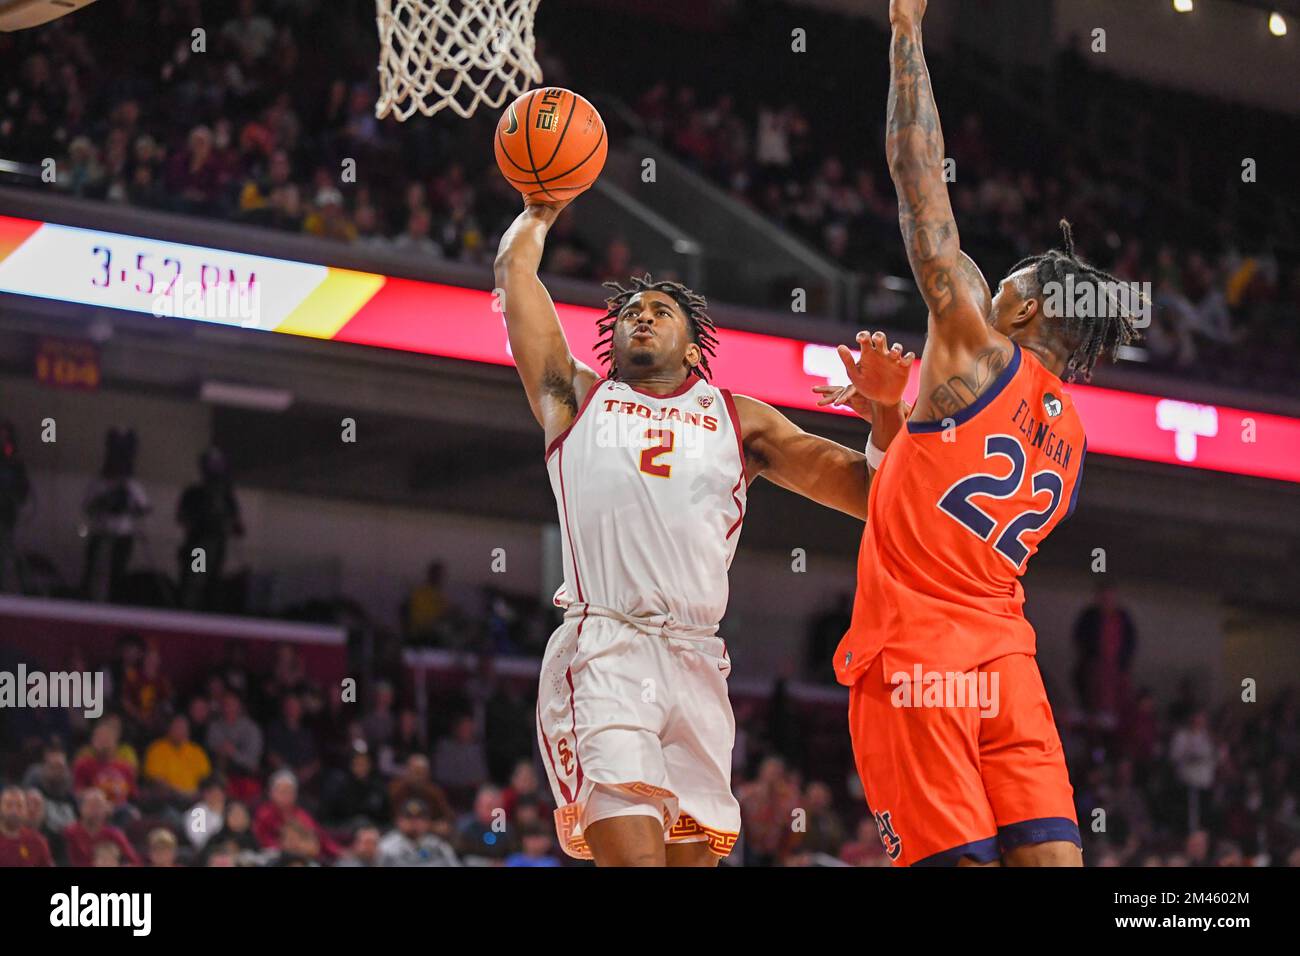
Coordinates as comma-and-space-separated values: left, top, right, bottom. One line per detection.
375, 0, 543, 121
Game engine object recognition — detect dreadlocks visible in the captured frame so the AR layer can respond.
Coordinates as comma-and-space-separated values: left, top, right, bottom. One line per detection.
596, 274, 718, 381
1008, 220, 1142, 383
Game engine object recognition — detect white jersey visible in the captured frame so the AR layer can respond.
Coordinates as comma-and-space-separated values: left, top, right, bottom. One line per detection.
545, 375, 747, 631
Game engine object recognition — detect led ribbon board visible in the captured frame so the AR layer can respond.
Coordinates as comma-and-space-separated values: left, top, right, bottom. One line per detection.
0, 214, 1296, 483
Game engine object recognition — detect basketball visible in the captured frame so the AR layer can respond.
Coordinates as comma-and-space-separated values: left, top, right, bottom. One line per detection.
494, 87, 607, 203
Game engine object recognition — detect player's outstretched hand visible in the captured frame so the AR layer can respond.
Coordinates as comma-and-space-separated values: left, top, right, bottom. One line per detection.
813, 331, 915, 421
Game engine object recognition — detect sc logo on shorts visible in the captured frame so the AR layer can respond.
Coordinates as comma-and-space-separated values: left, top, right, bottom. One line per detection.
874, 809, 903, 861
557, 739, 575, 776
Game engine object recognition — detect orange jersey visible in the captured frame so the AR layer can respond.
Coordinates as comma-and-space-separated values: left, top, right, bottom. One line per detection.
835, 343, 1087, 684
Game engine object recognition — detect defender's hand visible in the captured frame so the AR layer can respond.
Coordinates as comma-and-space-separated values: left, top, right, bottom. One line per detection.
813, 382, 874, 422
837, 331, 915, 407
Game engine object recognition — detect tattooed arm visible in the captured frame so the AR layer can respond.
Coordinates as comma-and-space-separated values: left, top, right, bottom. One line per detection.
886, 0, 1011, 421
494, 199, 599, 446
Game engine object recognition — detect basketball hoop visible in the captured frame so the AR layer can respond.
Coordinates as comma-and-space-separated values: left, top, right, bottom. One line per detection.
375, 0, 543, 121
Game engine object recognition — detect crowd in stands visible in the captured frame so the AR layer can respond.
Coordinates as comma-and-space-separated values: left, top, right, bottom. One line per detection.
1, 621, 1297, 867
607, 9, 1300, 392
2, 0, 1297, 393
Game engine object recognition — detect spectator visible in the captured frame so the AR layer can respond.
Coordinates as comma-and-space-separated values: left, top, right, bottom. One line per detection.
378, 708, 425, 777
164, 125, 226, 215
388, 754, 455, 837
303, 188, 357, 243
213, 800, 259, 858
501, 759, 544, 822
378, 799, 460, 867
794, 781, 847, 857
353, 203, 389, 249
262, 642, 313, 705
252, 769, 342, 860
265, 694, 321, 785
1170, 711, 1218, 831
63, 788, 140, 866
146, 828, 179, 867
1184, 829, 1211, 867
0, 787, 53, 866
80, 427, 150, 603
455, 784, 512, 862
121, 644, 174, 735
185, 777, 227, 851
336, 824, 382, 867
503, 822, 561, 867
72, 716, 138, 811
0, 420, 31, 592
361, 681, 397, 751
143, 714, 212, 803
22, 788, 65, 864
403, 560, 452, 644
207, 691, 264, 796
320, 742, 389, 826
1071, 584, 1138, 725
433, 714, 488, 796
265, 818, 323, 867
186, 695, 215, 751
22, 741, 77, 832
93, 842, 124, 867
221, 0, 277, 64
738, 756, 800, 866
108, 632, 145, 705
839, 816, 890, 867
390, 206, 442, 257
176, 447, 244, 611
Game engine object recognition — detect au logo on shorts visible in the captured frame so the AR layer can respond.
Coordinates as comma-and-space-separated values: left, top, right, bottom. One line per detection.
874, 809, 903, 861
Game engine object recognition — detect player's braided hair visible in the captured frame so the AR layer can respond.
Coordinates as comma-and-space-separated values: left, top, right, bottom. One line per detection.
596, 274, 718, 381
1008, 220, 1142, 383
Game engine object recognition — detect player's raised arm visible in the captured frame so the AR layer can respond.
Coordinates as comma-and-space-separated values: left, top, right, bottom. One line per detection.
886, 0, 989, 350
494, 200, 599, 442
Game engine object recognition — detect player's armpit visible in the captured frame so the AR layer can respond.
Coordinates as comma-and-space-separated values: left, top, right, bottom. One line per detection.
733, 395, 870, 521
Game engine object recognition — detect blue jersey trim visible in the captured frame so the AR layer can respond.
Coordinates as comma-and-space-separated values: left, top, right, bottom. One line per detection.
998, 816, 1082, 852
907, 343, 1023, 434
1064, 438, 1088, 520
912, 834, 1001, 867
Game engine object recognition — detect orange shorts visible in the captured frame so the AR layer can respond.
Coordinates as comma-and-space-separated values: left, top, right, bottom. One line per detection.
847, 651, 1079, 867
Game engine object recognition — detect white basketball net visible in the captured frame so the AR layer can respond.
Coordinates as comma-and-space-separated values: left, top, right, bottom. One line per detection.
375, 0, 543, 121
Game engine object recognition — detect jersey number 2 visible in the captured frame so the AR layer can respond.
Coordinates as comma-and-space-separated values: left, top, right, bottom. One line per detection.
937, 434, 1064, 569
639, 429, 674, 478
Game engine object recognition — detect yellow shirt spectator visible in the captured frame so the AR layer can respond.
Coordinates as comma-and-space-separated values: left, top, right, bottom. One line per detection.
144, 735, 212, 795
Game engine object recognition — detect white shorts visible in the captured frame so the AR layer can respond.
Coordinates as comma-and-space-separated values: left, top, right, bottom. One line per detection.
536, 607, 741, 860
